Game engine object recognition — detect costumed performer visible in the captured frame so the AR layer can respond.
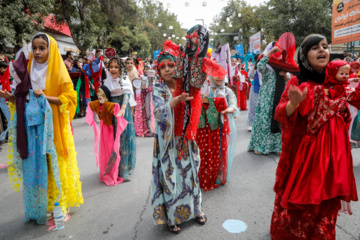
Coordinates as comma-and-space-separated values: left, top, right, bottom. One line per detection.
280, 60, 359, 220
134, 65, 155, 137
246, 55, 261, 131
227, 56, 241, 107
4, 52, 61, 224
196, 72, 239, 191
1, 32, 83, 220
104, 57, 137, 182
270, 34, 360, 240
248, 33, 299, 155
151, 51, 204, 234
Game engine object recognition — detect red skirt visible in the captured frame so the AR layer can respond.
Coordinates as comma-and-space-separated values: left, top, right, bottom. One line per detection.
281, 115, 358, 209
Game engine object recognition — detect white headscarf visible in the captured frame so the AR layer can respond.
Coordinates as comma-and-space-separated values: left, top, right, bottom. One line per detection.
104, 70, 137, 106
209, 76, 231, 98
30, 32, 50, 90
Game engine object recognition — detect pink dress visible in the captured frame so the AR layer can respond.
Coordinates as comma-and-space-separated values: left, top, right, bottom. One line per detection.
86, 101, 128, 186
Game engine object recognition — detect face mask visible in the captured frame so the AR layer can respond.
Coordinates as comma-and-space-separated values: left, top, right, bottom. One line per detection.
97, 89, 108, 104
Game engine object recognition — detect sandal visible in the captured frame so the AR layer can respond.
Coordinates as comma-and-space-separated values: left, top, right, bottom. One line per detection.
195, 213, 207, 225
168, 225, 181, 234
46, 211, 54, 220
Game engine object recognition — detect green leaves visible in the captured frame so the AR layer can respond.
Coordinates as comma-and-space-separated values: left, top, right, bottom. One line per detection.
210, 0, 332, 52
0, 0, 54, 51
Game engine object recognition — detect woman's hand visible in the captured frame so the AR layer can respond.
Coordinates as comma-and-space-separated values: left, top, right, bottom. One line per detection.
33, 89, 45, 98
349, 78, 360, 83
177, 93, 194, 102
288, 85, 308, 106
267, 47, 281, 57
0, 90, 15, 103
117, 108, 126, 117
286, 85, 308, 117
0, 90, 13, 99
170, 93, 194, 109
221, 107, 235, 114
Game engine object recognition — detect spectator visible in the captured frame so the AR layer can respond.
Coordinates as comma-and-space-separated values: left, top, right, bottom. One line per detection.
83, 56, 89, 65
345, 56, 352, 64
64, 51, 73, 71
95, 49, 102, 58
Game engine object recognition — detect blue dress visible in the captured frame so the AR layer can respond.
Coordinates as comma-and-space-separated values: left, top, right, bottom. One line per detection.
208, 87, 240, 181
151, 82, 202, 226
111, 94, 136, 181
8, 90, 61, 224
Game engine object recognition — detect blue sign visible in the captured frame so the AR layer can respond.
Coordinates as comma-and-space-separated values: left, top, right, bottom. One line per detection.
235, 44, 244, 57
153, 50, 161, 60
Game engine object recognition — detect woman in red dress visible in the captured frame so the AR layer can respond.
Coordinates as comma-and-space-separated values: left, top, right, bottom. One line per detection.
271, 34, 360, 240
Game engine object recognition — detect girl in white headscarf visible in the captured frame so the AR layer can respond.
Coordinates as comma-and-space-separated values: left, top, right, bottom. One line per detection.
196, 73, 240, 191
103, 57, 136, 182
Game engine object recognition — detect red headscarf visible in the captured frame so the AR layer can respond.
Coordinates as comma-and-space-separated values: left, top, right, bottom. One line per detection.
323, 60, 350, 98
268, 32, 299, 73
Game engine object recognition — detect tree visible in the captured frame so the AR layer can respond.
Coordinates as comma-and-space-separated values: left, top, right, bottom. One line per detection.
209, 0, 261, 52
264, 0, 332, 46
0, 0, 55, 52
140, 0, 185, 52
209, 0, 333, 52
53, 0, 108, 55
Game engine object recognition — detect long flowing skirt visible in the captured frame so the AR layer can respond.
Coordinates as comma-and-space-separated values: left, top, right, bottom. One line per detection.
111, 95, 137, 181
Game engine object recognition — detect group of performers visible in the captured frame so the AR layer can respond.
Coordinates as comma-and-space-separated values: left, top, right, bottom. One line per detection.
0, 24, 359, 239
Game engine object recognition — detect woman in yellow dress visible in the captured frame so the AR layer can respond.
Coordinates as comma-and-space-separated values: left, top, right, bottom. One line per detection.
2, 32, 83, 221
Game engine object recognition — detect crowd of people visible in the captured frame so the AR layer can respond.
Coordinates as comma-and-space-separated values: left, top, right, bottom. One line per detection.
0, 24, 359, 239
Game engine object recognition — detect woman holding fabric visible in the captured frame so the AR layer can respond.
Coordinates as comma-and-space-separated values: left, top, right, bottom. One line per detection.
151, 52, 206, 233
248, 33, 299, 155
152, 25, 225, 233
270, 34, 360, 239
104, 57, 137, 182
0, 32, 83, 222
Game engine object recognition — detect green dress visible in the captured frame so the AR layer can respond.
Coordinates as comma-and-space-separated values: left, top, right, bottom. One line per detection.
248, 55, 282, 154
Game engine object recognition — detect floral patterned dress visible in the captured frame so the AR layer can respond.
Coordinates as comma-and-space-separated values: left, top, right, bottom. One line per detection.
151, 82, 202, 226
248, 55, 282, 154
7, 90, 61, 224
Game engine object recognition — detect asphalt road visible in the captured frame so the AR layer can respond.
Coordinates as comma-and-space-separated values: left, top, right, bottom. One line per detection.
0, 111, 359, 240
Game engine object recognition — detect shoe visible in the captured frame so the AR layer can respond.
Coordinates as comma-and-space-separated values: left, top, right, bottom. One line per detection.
168, 225, 181, 234
248, 126, 252, 132
195, 213, 207, 225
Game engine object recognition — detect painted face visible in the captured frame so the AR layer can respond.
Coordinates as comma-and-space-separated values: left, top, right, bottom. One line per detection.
213, 76, 224, 86
109, 61, 120, 79
159, 59, 175, 82
306, 39, 329, 73
231, 58, 237, 66
336, 66, 350, 82
32, 38, 49, 64
97, 89, 108, 104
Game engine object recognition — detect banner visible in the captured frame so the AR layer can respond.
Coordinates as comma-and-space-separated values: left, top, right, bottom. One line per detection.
332, 0, 360, 45
249, 32, 261, 54
235, 44, 244, 57
153, 50, 161, 60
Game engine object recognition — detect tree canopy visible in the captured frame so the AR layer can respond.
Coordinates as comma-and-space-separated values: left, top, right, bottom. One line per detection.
210, 0, 333, 52
0, 0, 55, 52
